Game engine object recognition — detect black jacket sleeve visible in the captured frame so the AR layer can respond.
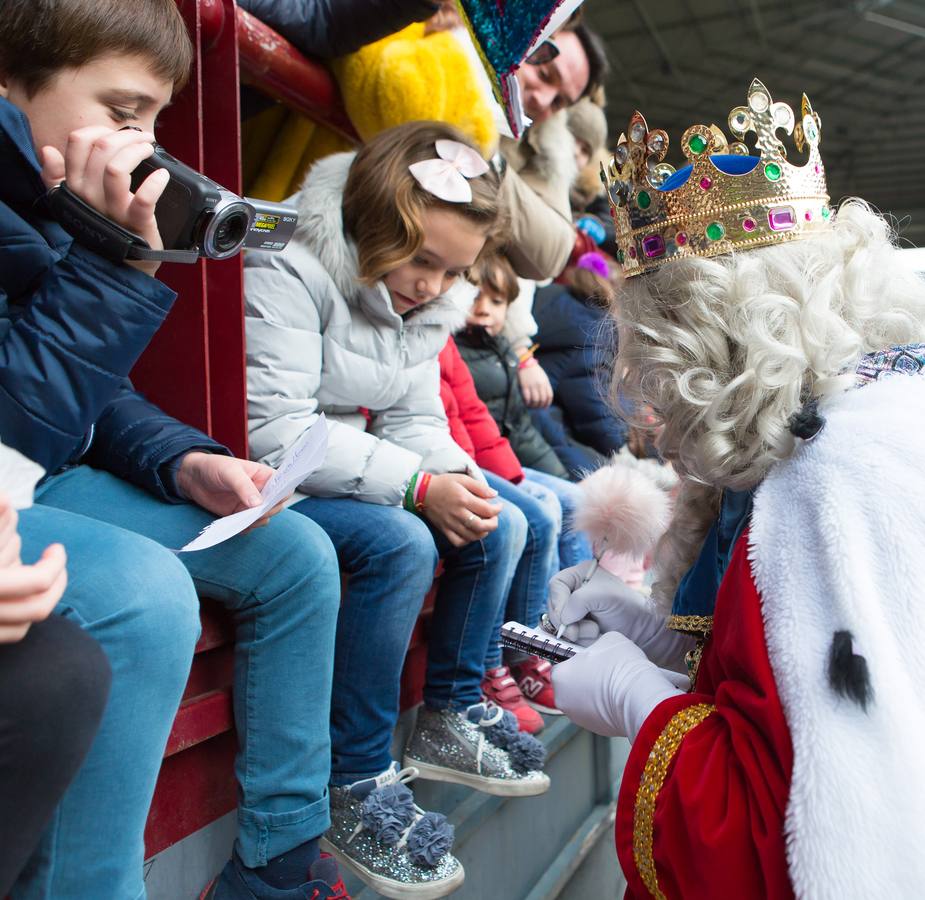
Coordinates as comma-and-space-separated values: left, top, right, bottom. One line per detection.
541, 347, 629, 456
236, 0, 440, 59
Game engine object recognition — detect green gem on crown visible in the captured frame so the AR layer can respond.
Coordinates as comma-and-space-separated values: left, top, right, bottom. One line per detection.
636, 190, 651, 210
616, 249, 625, 263
764, 162, 782, 181
821, 205, 831, 220
688, 134, 707, 155
706, 222, 725, 241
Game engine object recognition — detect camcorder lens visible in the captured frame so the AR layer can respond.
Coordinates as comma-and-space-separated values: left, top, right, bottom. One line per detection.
213, 210, 249, 254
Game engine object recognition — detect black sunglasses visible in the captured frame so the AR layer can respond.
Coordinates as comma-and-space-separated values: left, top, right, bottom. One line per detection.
525, 39, 560, 66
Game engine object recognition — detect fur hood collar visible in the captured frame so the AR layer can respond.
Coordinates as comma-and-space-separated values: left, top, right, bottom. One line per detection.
750, 374, 925, 898
292, 152, 474, 330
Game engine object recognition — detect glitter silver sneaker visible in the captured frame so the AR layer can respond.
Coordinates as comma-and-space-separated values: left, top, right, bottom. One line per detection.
320, 763, 464, 900
403, 703, 551, 797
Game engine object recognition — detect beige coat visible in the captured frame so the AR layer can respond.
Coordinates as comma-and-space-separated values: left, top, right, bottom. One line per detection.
499, 111, 578, 281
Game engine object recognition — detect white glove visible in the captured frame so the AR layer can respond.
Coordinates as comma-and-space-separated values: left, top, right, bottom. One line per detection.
547, 561, 693, 669
551, 632, 686, 740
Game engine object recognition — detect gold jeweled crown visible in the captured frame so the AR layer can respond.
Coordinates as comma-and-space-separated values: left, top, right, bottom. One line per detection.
601, 78, 830, 278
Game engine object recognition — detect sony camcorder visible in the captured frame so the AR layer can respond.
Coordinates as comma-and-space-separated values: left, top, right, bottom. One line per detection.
47, 141, 297, 265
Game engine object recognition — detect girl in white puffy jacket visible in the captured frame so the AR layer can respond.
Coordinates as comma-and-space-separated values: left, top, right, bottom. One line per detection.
244, 122, 549, 899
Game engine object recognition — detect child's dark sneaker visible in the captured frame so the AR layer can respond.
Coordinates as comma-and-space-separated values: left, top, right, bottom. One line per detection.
199, 850, 349, 899
404, 703, 550, 797
321, 762, 464, 899
481, 665, 545, 733
511, 655, 561, 714
306, 855, 350, 900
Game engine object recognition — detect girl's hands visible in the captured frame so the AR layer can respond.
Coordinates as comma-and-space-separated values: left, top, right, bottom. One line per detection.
421, 473, 502, 547
40, 126, 170, 276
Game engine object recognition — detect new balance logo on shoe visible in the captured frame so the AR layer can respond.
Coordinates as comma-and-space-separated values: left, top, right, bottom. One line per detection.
519, 676, 545, 699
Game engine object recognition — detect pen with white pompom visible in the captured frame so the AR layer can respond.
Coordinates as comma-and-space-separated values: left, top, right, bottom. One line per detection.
541, 453, 676, 640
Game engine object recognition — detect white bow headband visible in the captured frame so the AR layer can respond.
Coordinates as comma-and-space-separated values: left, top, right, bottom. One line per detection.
408, 139, 490, 204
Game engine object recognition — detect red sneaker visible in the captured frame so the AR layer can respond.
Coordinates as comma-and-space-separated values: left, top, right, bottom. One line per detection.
512, 656, 561, 715
481, 665, 544, 733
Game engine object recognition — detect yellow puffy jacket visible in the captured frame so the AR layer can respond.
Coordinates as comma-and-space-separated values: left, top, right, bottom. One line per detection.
331, 23, 498, 157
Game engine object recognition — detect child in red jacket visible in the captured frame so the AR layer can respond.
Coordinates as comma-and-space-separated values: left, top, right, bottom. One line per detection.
439, 337, 563, 733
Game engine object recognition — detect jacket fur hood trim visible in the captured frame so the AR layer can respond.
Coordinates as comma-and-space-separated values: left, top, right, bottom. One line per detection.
749, 374, 925, 898
293, 151, 474, 332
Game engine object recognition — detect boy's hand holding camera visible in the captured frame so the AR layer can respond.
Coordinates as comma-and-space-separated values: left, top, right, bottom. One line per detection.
39, 125, 169, 277
0, 497, 68, 644
421, 473, 502, 547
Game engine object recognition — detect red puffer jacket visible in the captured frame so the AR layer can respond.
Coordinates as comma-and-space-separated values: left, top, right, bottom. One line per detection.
438, 338, 524, 484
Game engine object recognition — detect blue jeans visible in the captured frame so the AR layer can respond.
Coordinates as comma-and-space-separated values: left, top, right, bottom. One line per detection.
520, 467, 593, 569
483, 474, 559, 669
290, 495, 526, 785
17, 466, 340, 899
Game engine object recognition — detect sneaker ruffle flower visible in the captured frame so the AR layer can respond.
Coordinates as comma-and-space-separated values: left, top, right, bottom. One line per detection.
406, 811, 455, 868
471, 704, 547, 773
404, 702, 550, 797
356, 778, 455, 867
359, 782, 416, 846
322, 763, 464, 900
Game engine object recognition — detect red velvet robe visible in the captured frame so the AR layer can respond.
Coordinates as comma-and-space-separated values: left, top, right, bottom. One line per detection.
616, 533, 795, 900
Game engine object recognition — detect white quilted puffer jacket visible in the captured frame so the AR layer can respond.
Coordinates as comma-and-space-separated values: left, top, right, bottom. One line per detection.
243, 152, 480, 506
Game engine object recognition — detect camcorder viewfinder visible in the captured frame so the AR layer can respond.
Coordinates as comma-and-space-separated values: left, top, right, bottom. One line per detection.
46, 138, 297, 265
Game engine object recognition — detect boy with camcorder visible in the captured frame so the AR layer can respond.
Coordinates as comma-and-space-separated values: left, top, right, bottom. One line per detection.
0, 1, 346, 897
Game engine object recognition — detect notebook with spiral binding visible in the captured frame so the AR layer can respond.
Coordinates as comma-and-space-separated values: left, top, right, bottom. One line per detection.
500, 622, 584, 664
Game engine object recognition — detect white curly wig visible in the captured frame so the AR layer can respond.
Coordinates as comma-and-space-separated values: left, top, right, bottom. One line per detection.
612, 200, 925, 609
614, 200, 925, 491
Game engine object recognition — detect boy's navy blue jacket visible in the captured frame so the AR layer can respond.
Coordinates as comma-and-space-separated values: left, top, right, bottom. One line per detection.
530, 283, 628, 462
0, 97, 228, 500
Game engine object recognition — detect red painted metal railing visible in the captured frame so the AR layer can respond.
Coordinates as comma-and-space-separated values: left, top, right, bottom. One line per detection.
236, 7, 359, 142
138, 0, 361, 856
132, 0, 357, 460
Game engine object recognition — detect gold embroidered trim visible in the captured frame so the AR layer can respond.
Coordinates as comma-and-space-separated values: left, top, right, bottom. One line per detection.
666, 613, 714, 635
633, 702, 716, 900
